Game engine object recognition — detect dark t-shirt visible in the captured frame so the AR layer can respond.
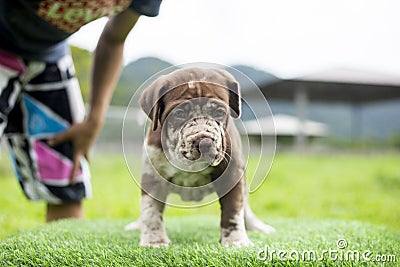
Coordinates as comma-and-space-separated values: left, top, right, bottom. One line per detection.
0, 0, 162, 61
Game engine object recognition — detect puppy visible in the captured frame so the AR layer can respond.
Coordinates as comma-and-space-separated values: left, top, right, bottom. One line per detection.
125, 67, 274, 247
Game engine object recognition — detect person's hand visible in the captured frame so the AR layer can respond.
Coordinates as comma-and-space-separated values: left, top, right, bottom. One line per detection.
47, 119, 102, 184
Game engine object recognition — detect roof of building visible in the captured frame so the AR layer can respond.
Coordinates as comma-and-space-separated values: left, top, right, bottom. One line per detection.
246, 68, 400, 103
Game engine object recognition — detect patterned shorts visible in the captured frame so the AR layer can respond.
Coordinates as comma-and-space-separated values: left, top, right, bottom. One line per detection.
0, 50, 91, 204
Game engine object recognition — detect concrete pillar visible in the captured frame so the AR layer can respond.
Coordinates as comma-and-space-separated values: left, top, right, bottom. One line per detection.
350, 103, 362, 142
295, 86, 308, 149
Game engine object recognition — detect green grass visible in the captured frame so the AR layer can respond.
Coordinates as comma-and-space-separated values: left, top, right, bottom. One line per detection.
248, 153, 400, 230
1, 150, 400, 265
0, 217, 398, 266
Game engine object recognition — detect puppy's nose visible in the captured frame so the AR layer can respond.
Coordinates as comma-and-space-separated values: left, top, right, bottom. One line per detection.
196, 138, 213, 154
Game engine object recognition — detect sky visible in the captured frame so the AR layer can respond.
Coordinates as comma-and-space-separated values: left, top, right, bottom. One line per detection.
68, 0, 400, 79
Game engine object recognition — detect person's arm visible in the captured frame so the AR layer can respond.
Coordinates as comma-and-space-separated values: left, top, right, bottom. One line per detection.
49, 9, 140, 182
89, 9, 140, 132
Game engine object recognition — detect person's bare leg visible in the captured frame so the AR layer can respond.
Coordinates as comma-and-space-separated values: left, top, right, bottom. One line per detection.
46, 201, 83, 222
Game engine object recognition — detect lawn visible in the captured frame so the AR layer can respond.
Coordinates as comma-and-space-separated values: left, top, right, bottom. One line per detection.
0, 148, 399, 265
0, 217, 398, 266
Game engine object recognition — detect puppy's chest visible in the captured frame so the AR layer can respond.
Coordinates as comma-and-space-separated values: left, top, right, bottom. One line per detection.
168, 168, 213, 187
155, 158, 214, 188
146, 146, 214, 187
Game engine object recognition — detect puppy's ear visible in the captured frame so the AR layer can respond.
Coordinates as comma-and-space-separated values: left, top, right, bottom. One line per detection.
227, 80, 241, 118
139, 78, 167, 131
215, 69, 241, 118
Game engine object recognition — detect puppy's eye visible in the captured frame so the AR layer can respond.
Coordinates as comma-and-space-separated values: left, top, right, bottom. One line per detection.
213, 108, 227, 119
174, 109, 187, 119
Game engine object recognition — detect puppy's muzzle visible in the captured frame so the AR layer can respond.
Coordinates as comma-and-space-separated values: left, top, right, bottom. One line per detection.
175, 116, 225, 168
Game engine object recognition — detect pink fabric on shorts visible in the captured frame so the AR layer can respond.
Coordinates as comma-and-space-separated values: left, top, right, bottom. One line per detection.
0, 50, 25, 73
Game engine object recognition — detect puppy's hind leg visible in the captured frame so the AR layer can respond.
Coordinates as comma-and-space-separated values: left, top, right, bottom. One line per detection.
124, 219, 141, 231
244, 195, 276, 234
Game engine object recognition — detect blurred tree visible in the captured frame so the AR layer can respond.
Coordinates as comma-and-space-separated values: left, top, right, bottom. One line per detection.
111, 57, 172, 106
70, 45, 92, 102
69, 48, 172, 106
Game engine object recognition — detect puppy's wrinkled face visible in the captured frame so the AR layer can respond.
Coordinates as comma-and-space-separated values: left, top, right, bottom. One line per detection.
160, 83, 231, 171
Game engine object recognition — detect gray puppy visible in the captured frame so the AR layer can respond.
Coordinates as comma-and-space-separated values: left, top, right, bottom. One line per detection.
125, 68, 274, 247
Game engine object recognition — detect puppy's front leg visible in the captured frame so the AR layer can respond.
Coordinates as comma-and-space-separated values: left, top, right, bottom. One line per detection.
139, 174, 170, 247
218, 178, 253, 247
140, 192, 170, 247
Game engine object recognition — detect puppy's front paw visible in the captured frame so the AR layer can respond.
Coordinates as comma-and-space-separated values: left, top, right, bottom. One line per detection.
220, 229, 254, 247
140, 236, 171, 247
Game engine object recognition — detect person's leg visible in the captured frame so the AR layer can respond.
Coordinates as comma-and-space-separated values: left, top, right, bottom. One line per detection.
46, 201, 83, 222
5, 55, 91, 221
0, 50, 24, 137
